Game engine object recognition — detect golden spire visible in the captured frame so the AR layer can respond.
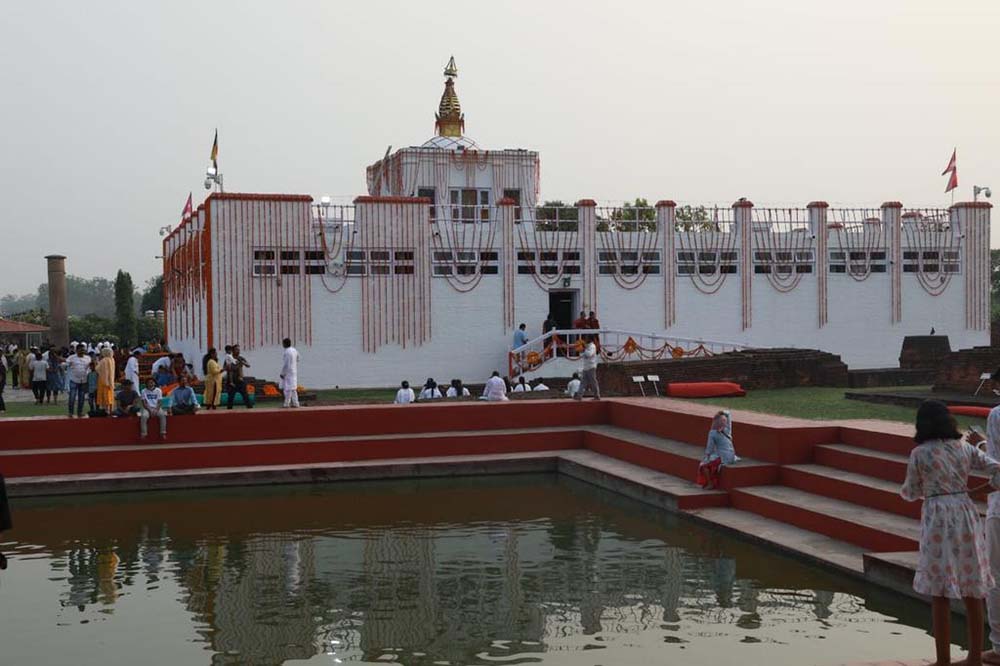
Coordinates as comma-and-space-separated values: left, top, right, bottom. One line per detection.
435, 56, 464, 138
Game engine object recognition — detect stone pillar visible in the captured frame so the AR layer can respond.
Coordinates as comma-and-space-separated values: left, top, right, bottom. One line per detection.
808, 201, 829, 328
45, 254, 69, 348
575, 199, 598, 314
953, 201, 993, 330
733, 199, 754, 330
881, 201, 903, 324
656, 200, 676, 328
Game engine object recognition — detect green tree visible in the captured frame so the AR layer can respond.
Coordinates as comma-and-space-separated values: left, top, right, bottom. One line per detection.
136, 316, 164, 345
37, 275, 116, 317
114, 270, 136, 346
536, 200, 579, 231
0, 292, 40, 316
601, 198, 656, 232
139, 275, 164, 313
68, 314, 118, 344
675, 205, 724, 232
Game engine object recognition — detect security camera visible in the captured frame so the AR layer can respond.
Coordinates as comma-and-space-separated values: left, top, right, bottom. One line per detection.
975, 185, 992, 200
204, 178, 213, 190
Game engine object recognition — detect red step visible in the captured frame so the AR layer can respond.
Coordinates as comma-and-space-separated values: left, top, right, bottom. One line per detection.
582, 425, 778, 490
0, 428, 583, 478
731, 485, 920, 552
781, 463, 921, 519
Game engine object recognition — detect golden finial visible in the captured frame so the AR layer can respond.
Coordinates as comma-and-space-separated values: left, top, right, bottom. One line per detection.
435, 57, 464, 138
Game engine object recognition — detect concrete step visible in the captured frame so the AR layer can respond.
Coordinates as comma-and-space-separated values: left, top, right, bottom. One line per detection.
814, 443, 990, 487
781, 463, 988, 520
684, 506, 866, 577
557, 449, 730, 511
0, 426, 585, 478
581, 424, 779, 489
731, 485, 920, 552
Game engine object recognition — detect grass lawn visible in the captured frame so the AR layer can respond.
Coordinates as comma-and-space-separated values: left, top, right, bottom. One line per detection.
678, 386, 985, 429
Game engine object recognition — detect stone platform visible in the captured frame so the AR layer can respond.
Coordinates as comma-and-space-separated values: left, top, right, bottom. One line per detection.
0, 398, 963, 614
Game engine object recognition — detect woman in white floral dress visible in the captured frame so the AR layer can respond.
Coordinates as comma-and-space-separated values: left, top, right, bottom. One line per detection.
901, 400, 1000, 666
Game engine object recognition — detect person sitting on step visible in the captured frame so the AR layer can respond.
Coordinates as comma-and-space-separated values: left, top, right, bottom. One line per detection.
170, 375, 199, 416
698, 411, 738, 490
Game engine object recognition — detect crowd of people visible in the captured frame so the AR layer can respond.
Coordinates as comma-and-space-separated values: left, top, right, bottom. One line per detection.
391, 368, 598, 405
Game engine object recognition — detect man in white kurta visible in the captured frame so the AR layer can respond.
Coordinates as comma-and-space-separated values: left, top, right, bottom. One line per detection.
125, 351, 140, 390
280, 338, 300, 408
483, 372, 509, 402
982, 407, 1000, 665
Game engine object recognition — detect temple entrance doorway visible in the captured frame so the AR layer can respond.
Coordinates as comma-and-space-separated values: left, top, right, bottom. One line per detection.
548, 290, 578, 330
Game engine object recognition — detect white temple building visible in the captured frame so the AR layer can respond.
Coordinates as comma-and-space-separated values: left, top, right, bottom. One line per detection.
161, 58, 992, 388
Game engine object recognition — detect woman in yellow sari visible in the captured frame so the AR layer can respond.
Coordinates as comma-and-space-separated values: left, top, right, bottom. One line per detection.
96, 347, 116, 412
202, 347, 223, 409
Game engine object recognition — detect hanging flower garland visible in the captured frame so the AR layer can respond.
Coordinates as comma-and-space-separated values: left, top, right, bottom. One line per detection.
902, 209, 957, 296
751, 208, 812, 293
674, 206, 738, 295
516, 204, 580, 291
828, 209, 884, 282
596, 205, 661, 290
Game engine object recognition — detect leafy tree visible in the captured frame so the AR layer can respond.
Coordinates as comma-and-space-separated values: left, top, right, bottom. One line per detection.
0, 292, 40, 316
139, 275, 164, 314
675, 205, 725, 232
114, 270, 136, 346
68, 314, 118, 344
600, 198, 656, 232
136, 316, 164, 345
36, 275, 116, 317
536, 200, 580, 231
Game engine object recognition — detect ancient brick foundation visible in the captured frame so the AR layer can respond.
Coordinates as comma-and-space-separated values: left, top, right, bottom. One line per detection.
597, 348, 849, 397
933, 346, 1000, 394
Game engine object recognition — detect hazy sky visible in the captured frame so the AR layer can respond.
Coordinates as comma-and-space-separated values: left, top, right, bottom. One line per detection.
2, 0, 998, 294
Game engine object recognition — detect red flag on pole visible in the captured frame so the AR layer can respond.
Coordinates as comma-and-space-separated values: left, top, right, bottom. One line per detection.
942, 148, 958, 193
945, 169, 958, 193
181, 193, 193, 222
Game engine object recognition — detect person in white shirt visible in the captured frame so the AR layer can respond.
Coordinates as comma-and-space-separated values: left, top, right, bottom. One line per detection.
394, 380, 416, 404
29, 352, 48, 404
482, 371, 509, 402
418, 378, 442, 400
980, 408, 1000, 664
66, 345, 92, 418
126, 351, 142, 390
512, 376, 532, 393
532, 380, 550, 392
574, 337, 601, 400
280, 337, 300, 408
139, 378, 167, 440
446, 379, 470, 398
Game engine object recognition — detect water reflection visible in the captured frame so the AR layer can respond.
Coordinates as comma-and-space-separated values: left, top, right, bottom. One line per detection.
0, 475, 928, 665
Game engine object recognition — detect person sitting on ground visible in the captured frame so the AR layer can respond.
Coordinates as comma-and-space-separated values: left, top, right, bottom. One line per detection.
482, 371, 509, 402
446, 379, 470, 398
698, 411, 738, 490
394, 380, 415, 404
154, 362, 174, 387
170, 375, 199, 416
532, 379, 550, 392
114, 379, 140, 417
512, 376, 532, 393
418, 378, 442, 400
140, 378, 167, 440
565, 372, 581, 397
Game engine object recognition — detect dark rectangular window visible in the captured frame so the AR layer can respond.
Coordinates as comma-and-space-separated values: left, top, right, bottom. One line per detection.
641, 252, 661, 261
480, 265, 499, 275
433, 265, 453, 276
281, 251, 300, 261
720, 265, 738, 274
775, 252, 793, 262
370, 265, 391, 275
517, 251, 535, 261
869, 264, 887, 273
620, 252, 639, 262
923, 264, 940, 273
564, 265, 581, 274
456, 265, 477, 275
517, 265, 536, 274
253, 265, 276, 276
621, 265, 639, 275
720, 251, 738, 262
598, 251, 617, 262
457, 251, 477, 261
346, 250, 366, 261
395, 251, 414, 261
642, 265, 661, 274
369, 251, 390, 261
903, 265, 919, 273
830, 252, 846, 262
480, 251, 499, 261
699, 265, 717, 274
254, 250, 275, 260
754, 252, 771, 262
829, 265, 846, 273
304, 265, 326, 275
280, 265, 300, 275
754, 265, 772, 274
562, 251, 580, 261
943, 264, 961, 273
433, 251, 453, 261
795, 265, 813, 273
923, 251, 940, 260
540, 265, 559, 275
599, 265, 617, 275
303, 250, 325, 261
698, 252, 716, 262
677, 251, 696, 262
394, 265, 414, 274
539, 251, 558, 262
417, 187, 436, 220
346, 265, 366, 275
869, 251, 886, 260
903, 251, 919, 260
503, 188, 522, 222
677, 265, 695, 275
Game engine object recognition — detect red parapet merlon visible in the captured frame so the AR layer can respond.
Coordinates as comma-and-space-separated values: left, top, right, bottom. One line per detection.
353, 195, 433, 204
497, 197, 517, 206
807, 201, 829, 209
951, 201, 993, 209
208, 192, 314, 202
655, 200, 677, 208
732, 199, 754, 208
574, 199, 597, 207
880, 201, 903, 209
